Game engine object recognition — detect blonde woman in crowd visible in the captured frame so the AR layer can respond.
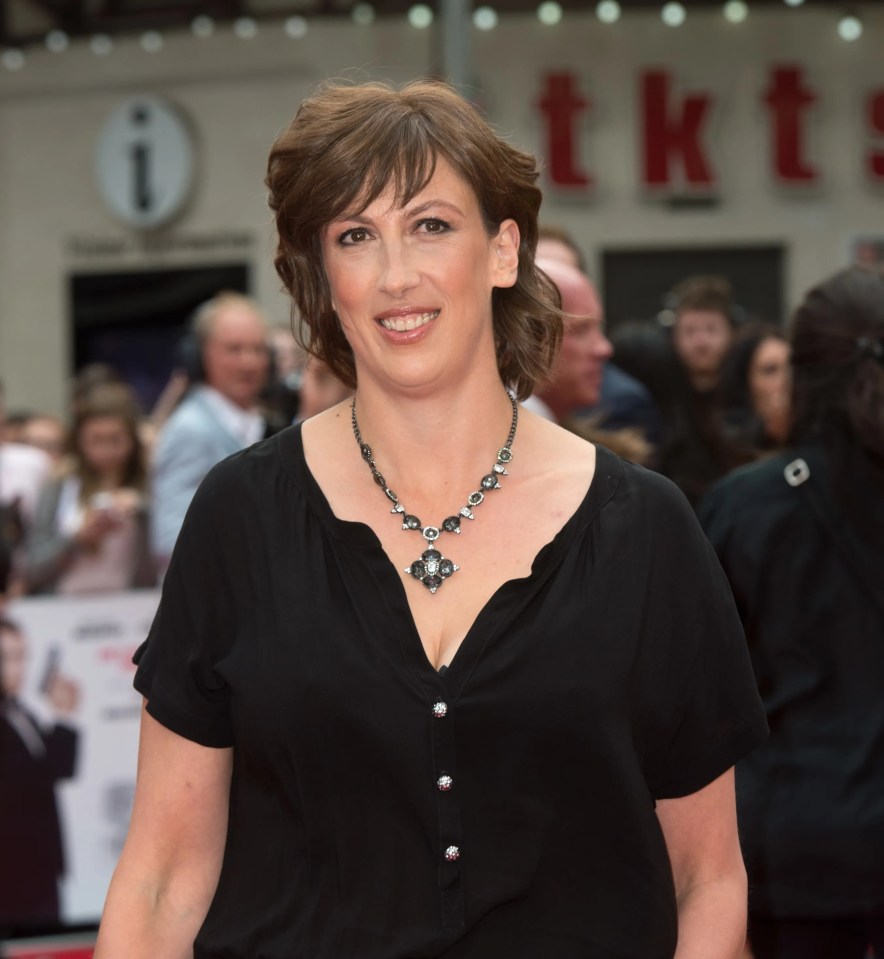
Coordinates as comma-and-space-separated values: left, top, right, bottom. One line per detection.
25, 383, 154, 594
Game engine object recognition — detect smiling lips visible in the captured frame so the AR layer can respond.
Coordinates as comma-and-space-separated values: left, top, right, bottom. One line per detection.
377, 310, 440, 333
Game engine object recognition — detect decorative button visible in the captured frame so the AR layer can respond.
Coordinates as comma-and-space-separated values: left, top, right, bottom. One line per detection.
444, 845, 460, 862
437, 774, 453, 792
432, 701, 448, 718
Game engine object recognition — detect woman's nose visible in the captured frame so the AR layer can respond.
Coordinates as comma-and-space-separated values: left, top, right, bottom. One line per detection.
378, 242, 420, 296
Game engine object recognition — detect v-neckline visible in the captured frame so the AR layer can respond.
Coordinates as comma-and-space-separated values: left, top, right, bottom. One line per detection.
282, 422, 619, 697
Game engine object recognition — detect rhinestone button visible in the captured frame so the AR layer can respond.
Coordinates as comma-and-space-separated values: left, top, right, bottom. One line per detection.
444, 845, 460, 862
437, 774, 453, 792
432, 701, 448, 719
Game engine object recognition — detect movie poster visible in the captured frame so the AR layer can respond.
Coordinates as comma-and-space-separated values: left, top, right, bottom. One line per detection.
0, 591, 160, 930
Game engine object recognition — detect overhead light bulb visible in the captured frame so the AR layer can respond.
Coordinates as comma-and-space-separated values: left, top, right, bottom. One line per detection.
191, 15, 215, 38
473, 5, 498, 30
723, 0, 748, 23
45, 30, 69, 52
538, 1, 562, 25
837, 14, 862, 41
661, 2, 686, 27
596, 1, 621, 24
351, 3, 376, 25
140, 30, 164, 52
285, 16, 308, 37
408, 4, 434, 27
233, 17, 258, 38
1, 48, 25, 70
90, 34, 113, 55
783, 0, 805, 7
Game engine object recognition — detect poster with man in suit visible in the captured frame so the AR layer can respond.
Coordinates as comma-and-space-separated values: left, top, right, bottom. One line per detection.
0, 617, 80, 934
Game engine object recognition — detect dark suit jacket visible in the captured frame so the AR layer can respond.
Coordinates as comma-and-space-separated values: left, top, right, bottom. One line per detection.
0, 703, 78, 926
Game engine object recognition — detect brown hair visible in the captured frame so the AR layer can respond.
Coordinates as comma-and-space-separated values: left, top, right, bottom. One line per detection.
672, 275, 736, 326
266, 78, 561, 400
68, 383, 148, 503
789, 265, 884, 474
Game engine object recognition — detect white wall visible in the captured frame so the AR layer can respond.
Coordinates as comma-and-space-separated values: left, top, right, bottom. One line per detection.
0, 3, 881, 414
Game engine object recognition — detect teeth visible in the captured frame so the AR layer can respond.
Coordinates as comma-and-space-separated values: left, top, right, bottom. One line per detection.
380, 311, 438, 332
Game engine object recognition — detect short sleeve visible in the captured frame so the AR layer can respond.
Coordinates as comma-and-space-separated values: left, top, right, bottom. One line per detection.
631, 470, 768, 800
134, 460, 239, 747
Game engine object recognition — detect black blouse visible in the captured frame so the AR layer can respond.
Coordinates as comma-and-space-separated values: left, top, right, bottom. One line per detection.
134, 424, 767, 959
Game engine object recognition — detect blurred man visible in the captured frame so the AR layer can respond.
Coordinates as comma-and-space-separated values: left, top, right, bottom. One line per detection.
530, 258, 614, 421
151, 292, 270, 571
670, 275, 737, 393
0, 617, 79, 930
535, 229, 661, 446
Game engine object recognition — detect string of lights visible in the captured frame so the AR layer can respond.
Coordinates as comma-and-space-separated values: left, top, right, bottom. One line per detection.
0, 0, 871, 71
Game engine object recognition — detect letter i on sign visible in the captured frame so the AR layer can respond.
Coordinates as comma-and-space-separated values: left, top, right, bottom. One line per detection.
130, 105, 154, 214
95, 94, 195, 229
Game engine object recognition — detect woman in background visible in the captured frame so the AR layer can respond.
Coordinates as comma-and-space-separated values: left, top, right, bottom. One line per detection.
25, 382, 154, 594
701, 266, 884, 959
718, 323, 791, 454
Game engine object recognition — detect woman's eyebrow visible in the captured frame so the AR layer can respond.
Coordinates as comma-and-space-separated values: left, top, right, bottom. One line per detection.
329, 198, 465, 226
407, 199, 465, 218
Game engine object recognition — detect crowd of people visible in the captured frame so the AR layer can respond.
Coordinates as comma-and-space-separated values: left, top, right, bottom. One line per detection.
1, 260, 791, 602
0, 76, 881, 959
0, 292, 353, 600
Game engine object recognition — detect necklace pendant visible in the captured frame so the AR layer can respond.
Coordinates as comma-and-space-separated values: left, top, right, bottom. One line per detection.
351, 392, 518, 598
405, 548, 459, 593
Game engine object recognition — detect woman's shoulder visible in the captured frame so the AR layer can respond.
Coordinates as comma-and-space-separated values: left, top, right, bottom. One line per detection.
523, 412, 694, 533
193, 426, 300, 508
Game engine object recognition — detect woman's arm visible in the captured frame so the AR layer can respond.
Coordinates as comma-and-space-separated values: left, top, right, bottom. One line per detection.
94, 704, 232, 959
656, 767, 748, 959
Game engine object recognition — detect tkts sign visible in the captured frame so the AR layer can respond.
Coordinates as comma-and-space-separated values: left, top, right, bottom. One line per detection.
536, 66, 884, 195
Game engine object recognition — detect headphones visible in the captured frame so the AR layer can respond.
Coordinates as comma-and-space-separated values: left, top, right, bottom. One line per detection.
172, 295, 277, 387
174, 327, 206, 383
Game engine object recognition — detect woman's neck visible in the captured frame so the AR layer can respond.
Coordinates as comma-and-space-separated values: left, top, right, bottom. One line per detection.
348, 375, 516, 498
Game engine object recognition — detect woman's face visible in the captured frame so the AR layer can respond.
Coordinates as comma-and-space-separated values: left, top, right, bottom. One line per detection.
748, 337, 790, 414
319, 158, 519, 396
673, 309, 733, 381
78, 415, 134, 479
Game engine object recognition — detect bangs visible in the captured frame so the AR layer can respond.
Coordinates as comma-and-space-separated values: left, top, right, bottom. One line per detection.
324, 109, 445, 221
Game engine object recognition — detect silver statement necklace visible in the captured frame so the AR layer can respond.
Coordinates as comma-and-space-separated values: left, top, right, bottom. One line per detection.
350, 391, 518, 594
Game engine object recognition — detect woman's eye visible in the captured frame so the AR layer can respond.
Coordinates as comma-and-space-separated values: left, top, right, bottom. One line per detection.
417, 218, 451, 234
339, 227, 369, 245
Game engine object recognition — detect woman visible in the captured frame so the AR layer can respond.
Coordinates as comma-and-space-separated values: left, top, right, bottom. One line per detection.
96, 79, 766, 959
718, 323, 791, 453
700, 266, 884, 958
24, 382, 154, 594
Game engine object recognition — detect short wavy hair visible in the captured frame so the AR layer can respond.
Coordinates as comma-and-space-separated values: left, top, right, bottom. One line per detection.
266, 78, 561, 400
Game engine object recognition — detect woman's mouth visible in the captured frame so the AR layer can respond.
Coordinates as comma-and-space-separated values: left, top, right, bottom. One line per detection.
378, 310, 439, 332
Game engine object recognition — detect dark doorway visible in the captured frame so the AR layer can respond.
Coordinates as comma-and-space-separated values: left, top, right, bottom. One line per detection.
601, 245, 785, 331
70, 263, 249, 412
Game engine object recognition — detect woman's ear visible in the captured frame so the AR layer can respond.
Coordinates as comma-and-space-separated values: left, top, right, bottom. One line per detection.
491, 219, 520, 289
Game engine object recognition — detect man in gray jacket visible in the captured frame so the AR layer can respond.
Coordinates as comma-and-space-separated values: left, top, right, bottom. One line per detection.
151, 293, 270, 575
